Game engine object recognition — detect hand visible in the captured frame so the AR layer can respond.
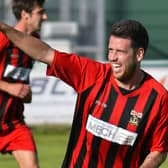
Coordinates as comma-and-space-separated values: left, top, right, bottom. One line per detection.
7, 83, 32, 103
22, 87, 32, 103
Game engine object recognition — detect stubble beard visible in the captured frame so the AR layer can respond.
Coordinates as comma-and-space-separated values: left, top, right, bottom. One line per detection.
113, 60, 138, 84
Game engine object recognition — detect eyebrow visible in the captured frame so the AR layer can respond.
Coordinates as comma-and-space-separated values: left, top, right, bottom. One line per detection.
32, 8, 46, 14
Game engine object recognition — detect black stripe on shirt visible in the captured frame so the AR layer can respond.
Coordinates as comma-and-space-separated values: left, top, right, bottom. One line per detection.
4, 98, 15, 130
0, 94, 9, 130
18, 49, 24, 67
1, 42, 13, 79
15, 100, 24, 125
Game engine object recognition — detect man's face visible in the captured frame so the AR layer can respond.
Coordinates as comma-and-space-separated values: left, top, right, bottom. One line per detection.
108, 35, 139, 83
27, 5, 48, 32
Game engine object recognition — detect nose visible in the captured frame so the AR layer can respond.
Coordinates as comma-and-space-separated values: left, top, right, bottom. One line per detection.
108, 50, 117, 61
42, 12, 48, 21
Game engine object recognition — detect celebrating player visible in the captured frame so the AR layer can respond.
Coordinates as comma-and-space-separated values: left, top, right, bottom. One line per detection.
0, 19, 167, 168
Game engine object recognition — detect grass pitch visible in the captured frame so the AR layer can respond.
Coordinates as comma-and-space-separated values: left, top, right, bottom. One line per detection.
0, 124, 70, 168
0, 124, 167, 168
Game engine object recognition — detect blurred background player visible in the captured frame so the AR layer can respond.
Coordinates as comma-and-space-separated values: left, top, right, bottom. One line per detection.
0, 19, 167, 168
0, 0, 47, 167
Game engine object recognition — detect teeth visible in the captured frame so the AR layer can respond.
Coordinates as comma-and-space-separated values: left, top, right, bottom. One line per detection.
113, 64, 120, 68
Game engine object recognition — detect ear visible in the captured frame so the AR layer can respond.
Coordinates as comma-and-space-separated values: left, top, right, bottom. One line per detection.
136, 48, 144, 62
21, 10, 29, 20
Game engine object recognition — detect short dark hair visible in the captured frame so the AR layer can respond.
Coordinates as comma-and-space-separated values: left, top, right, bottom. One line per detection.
110, 19, 149, 54
12, 0, 46, 20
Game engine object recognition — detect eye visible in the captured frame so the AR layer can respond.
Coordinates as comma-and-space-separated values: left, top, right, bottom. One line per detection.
38, 9, 46, 15
108, 48, 113, 53
117, 49, 127, 55
32, 9, 46, 15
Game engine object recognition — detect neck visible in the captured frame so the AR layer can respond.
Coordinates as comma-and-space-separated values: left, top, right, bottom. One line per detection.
14, 21, 32, 35
115, 70, 145, 90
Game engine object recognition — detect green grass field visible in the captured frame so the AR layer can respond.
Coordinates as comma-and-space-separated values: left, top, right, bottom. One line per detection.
0, 124, 167, 168
0, 124, 70, 168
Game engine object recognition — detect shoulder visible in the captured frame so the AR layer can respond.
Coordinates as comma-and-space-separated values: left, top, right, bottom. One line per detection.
0, 32, 9, 43
144, 72, 168, 95
0, 32, 10, 50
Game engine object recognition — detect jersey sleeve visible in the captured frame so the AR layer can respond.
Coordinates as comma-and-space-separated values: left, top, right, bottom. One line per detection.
0, 32, 9, 52
46, 50, 108, 92
32, 32, 40, 39
150, 92, 168, 152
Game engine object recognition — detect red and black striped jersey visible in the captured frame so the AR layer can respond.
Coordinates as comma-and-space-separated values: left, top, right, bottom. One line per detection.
0, 32, 35, 131
47, 50, 168, 168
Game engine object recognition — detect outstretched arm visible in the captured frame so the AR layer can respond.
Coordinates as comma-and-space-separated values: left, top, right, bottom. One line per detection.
0, 22, 55, 66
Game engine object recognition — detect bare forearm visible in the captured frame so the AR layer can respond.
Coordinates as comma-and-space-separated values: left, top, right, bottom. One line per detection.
0, 80, 10, 93
0, 80, 32, 102
0, 22, 54, 66
140, 151, 167, 168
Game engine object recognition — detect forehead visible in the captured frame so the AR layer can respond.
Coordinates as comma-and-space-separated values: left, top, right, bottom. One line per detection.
32, 4, 43, 11
108, 35, 132, 49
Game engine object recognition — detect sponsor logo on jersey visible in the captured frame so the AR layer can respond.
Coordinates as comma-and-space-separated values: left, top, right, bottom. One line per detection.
95, 100, 107, 108
86, 115, 137, 146
129, 110, 143, 126
3, 64, 30, 81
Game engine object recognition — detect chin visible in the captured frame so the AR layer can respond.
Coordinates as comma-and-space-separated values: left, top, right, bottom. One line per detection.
113, 71, 123, 79
113, 75, 123, 81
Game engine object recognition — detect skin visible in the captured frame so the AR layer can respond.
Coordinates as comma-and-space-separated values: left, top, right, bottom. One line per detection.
0, 81, 32, 103
15, 5, 47, 34
0, 2, 47, 168
108, 35, 144, 90
0, 22, 167, 168
139, 151, 167, 168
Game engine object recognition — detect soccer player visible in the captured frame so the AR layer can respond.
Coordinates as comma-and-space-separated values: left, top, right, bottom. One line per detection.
0, 19, 167, 168
0, 0, 47, 167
